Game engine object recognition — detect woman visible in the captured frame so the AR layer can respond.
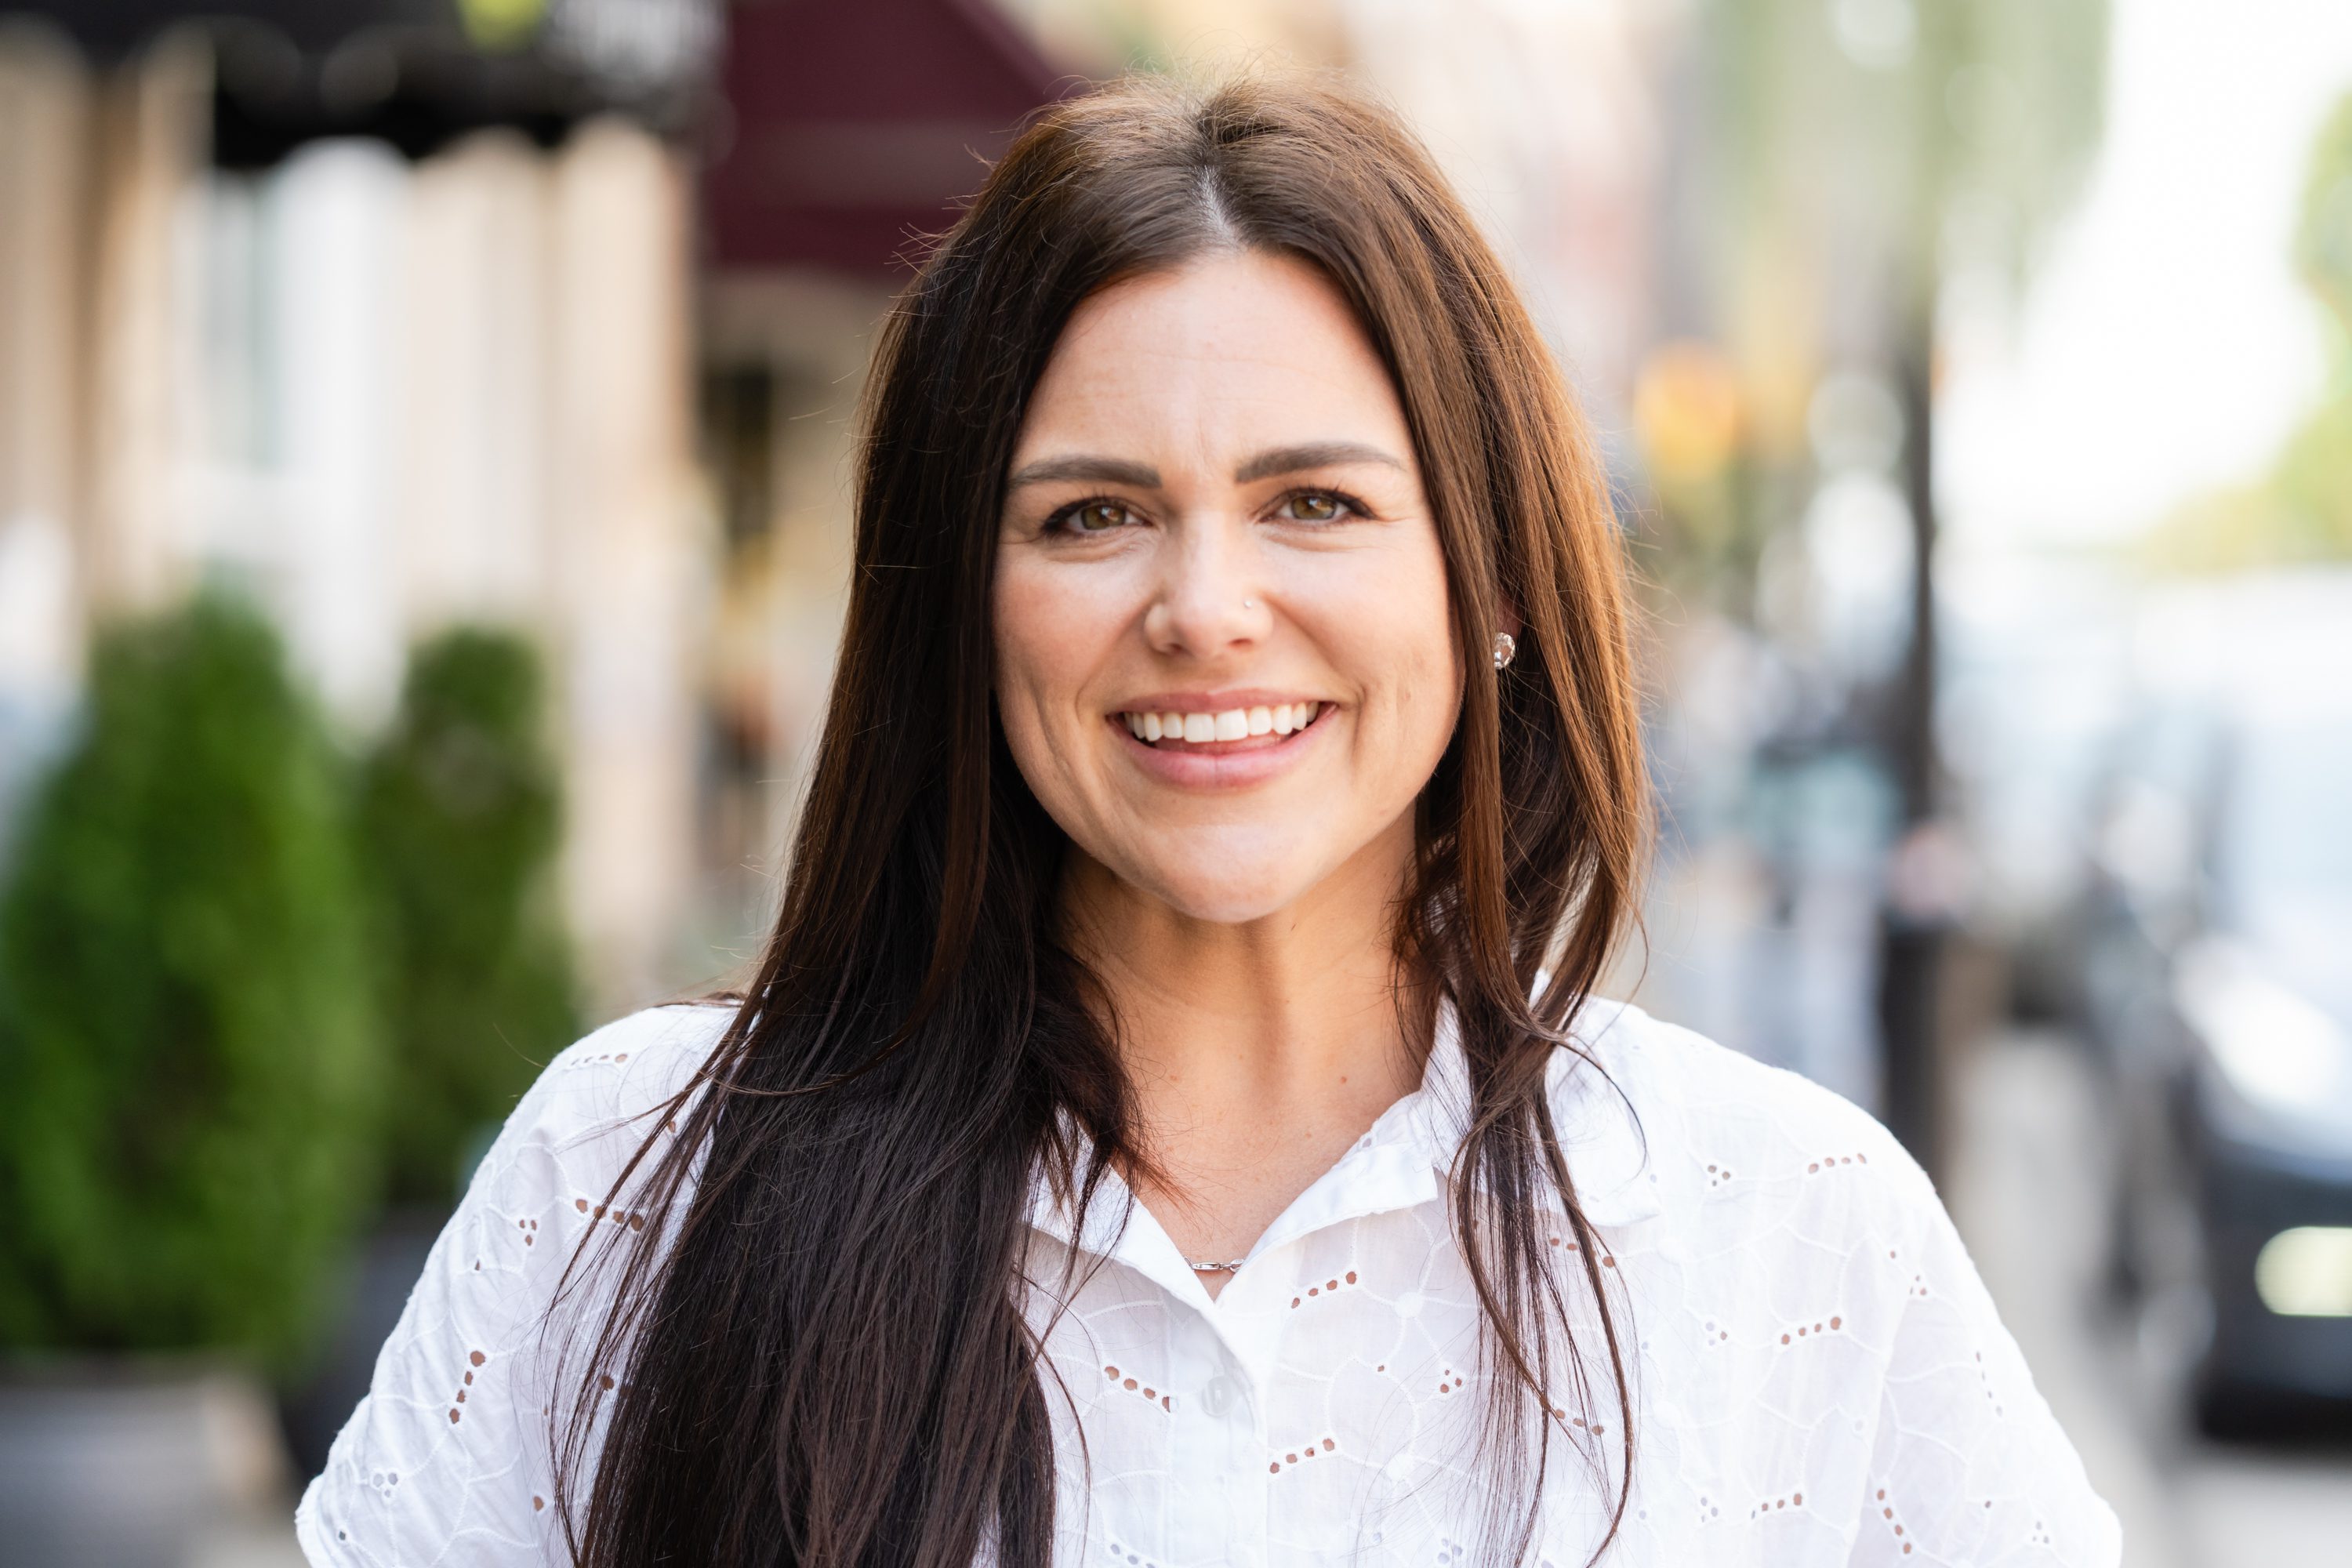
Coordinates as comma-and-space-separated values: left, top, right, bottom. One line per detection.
299, 73, 2119, 1568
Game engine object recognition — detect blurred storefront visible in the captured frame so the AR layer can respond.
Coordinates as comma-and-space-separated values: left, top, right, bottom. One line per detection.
688, 0, 1075, 954
0, 0, 716, 1009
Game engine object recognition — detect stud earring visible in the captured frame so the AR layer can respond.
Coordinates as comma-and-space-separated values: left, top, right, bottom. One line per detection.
1491, 632, 1516, 671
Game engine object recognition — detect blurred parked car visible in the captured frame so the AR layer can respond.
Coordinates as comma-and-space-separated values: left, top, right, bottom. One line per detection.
2072, 572, 2352, 1434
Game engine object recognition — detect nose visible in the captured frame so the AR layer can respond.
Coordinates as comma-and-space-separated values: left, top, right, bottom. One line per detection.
1142, 514, 1270, 659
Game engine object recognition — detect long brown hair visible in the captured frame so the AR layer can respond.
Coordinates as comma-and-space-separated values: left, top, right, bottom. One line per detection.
555, 71, 1650, 1567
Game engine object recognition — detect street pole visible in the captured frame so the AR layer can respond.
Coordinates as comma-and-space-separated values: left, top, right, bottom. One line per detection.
1876, 316, 1948, 1184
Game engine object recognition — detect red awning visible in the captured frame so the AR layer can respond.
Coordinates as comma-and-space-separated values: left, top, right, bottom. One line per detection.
702, 0, 1073, 276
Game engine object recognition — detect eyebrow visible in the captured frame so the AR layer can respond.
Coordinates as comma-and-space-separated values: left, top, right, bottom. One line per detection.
1234, 440, 1406, 483
1004, 455, 1161, 489
1004, 440, 1406, 491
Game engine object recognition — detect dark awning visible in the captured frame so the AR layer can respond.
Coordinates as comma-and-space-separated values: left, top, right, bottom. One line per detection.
9, 0, 459, 60
702, 0, 1073, 277
7, 0, 719, 164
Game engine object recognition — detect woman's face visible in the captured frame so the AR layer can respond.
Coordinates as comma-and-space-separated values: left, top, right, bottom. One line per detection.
993, 250, 1460, 926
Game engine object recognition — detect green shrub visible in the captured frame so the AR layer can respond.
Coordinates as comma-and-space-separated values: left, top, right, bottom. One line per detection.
358, 626, 579, 1207
0, 593, 379, 1363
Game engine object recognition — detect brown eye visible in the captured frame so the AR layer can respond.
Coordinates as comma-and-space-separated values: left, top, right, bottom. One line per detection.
1279, 492, 1346, 523
1068, 501, 1132, 532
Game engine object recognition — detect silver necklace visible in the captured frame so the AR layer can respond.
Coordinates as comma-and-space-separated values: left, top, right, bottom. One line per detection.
1186, 1257, 1247, 1273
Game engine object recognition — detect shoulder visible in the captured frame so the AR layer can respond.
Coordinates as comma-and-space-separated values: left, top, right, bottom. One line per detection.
1558, 1022, 2121, 1561
501, 999, 739, 1164
1552, 997, 1934, 1234
1576, 999, 1915, 1169
444, 999, 738, 1305
295, 1000, 736, 1566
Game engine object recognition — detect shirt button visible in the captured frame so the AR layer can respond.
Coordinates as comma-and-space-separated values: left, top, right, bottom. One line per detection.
1200, 1375, 1236, 1417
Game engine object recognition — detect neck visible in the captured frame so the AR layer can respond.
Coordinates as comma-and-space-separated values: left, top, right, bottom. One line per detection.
1054, 818, 1436, 1265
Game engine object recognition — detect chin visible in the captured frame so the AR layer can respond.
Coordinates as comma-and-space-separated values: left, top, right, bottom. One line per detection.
1123, 854, 1323, 927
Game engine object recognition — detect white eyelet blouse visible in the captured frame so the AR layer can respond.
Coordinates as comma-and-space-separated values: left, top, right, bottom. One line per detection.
296, 995, 2122, 1567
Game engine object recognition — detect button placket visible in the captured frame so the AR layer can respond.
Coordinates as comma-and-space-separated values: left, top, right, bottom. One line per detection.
1163, 1318, 1262, 1568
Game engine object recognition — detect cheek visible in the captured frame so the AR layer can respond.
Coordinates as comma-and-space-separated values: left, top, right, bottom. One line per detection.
1391, 621, 1464, 767
990, 558, 1117, 762
993, 562, 1067, 691
1337, 562, 1460, 758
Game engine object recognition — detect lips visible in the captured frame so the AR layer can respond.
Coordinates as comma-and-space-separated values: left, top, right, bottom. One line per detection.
1105, 698, 1332, 787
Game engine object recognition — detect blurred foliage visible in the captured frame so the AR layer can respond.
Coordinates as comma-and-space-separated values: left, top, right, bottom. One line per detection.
1697, 0, 2108, 320
2297, 92, 2352, 339
358, 626, 578, 1207
0, 593, 379, 1366
1649, 0, 2109, 601
2152, 92, 2352, 572
457, 0, 550, 51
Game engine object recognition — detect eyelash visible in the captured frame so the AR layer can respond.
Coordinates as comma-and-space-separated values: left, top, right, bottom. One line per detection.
1041, 487, 1371, 535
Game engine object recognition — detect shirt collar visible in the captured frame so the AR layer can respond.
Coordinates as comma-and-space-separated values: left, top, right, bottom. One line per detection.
1022, 991, 1664, 1293
1539, 996, 1667, 1228
1392, 991, 1664, 1230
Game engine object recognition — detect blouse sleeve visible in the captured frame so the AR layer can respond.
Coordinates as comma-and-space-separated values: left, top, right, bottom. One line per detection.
1844, 1149, 2123, 1568
294, 1003, 729, 1567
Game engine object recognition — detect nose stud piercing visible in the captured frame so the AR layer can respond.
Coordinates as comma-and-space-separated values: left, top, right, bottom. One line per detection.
1243, 598, 1257, 609
1491, 632, 1516, 671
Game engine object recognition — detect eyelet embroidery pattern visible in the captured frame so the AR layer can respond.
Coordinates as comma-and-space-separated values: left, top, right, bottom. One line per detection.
1775, 1313, 1845, 1348
448, 1348, 485, 1424
1268, 1435, 1340, 1474
1976, 1348, 2004, 1417
1290, 1269, 1362, 1308
1543, 1402, 1605, 1438
1875, 1486, 1915, 1555
1101, 1363, 1174, 1412
293, 998, 2122, 1568
1543, 1233, 1613, 1269
574, 1196, 648, 1232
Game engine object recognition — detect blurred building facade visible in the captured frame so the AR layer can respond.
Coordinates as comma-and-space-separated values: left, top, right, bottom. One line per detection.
688, 0, 1074, 956
0, 2, 713, 1009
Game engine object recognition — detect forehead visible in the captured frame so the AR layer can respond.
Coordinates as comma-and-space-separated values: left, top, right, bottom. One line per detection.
1014, 250, 1416, 466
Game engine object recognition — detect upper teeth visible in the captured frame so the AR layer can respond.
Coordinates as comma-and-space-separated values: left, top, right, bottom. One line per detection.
1123, 702, 1319, 742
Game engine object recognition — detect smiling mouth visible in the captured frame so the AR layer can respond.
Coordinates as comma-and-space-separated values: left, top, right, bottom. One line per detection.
1116, 702, 1326, 747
